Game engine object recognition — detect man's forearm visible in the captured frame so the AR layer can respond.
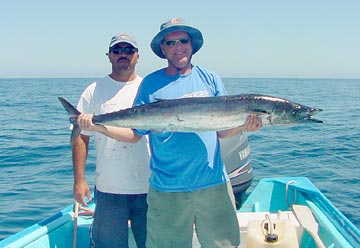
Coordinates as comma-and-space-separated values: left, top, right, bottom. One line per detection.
72, 134, 89, 183
92, 125, 142, 143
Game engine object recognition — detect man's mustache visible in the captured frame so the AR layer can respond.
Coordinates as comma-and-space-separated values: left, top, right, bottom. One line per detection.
117, 56, 129, 62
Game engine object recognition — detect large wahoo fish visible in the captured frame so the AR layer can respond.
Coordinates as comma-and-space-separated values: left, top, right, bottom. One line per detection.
58, 94, 322, 144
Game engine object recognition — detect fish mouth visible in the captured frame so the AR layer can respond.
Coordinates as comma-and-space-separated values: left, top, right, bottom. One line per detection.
307, 108, 323, 123
310, 108, 323, 114
297, 107, 323, 123
303, 116, 323, 123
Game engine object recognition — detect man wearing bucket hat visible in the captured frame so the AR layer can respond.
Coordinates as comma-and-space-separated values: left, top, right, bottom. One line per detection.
135, 18, 261, 247
72, 33, 150, 248
76, 19, 262, 247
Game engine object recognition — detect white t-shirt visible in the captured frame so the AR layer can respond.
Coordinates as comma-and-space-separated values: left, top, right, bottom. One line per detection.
77, 75, 150, 194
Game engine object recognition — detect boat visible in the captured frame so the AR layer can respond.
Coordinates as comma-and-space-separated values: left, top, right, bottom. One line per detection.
1, 176, 359, 248
1, 134, 359, 247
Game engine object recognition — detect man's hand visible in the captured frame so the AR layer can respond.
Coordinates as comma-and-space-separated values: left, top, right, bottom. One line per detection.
241, 115, 262, 132
77, 114, 95, 131
217, 115, 262, 139
73, 180, 92, 206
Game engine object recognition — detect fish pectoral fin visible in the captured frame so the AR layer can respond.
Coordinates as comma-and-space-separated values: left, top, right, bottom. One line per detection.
176, 115, 185, 122
248, 109, 270, 115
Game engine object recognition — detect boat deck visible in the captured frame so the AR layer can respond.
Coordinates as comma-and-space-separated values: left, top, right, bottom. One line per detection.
74, 210, 301, 248
2, 177, 359, 248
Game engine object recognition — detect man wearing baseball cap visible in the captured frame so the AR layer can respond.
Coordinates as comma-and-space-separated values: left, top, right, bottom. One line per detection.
72, 33, 150, 248
76, 19, 262, 247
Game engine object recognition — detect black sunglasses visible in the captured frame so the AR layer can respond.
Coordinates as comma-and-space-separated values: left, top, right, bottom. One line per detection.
111, 47, 138, 55
162, 38, 190, 47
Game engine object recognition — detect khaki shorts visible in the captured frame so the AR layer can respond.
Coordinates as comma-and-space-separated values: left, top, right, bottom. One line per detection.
146, 182, 240, 248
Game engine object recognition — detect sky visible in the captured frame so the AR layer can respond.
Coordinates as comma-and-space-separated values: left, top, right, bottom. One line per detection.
1, 0, 359, 79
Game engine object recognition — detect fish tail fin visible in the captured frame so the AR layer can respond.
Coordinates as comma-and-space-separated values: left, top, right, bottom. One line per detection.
58, 97, 82, 145
70, 124, 82, 145
58, 97, 81, 115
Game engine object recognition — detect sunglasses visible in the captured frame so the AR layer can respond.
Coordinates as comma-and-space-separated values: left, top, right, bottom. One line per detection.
111, 47, 137, 55
162, 38, 191, 47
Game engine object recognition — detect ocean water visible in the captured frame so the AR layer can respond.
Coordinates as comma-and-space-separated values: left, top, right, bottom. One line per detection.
0, 78, 359, 241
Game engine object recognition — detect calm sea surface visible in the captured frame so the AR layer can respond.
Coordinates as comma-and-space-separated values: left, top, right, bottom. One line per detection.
0, 78, 359, 241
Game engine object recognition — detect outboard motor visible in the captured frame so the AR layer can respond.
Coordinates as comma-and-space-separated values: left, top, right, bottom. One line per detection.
220, 132, 253, 209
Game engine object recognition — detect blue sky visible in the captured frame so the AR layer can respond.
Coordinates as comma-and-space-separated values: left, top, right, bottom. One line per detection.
1, 0, 359, 78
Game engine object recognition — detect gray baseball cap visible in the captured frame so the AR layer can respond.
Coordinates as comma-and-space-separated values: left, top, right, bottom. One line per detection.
109, 33, 138, 49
